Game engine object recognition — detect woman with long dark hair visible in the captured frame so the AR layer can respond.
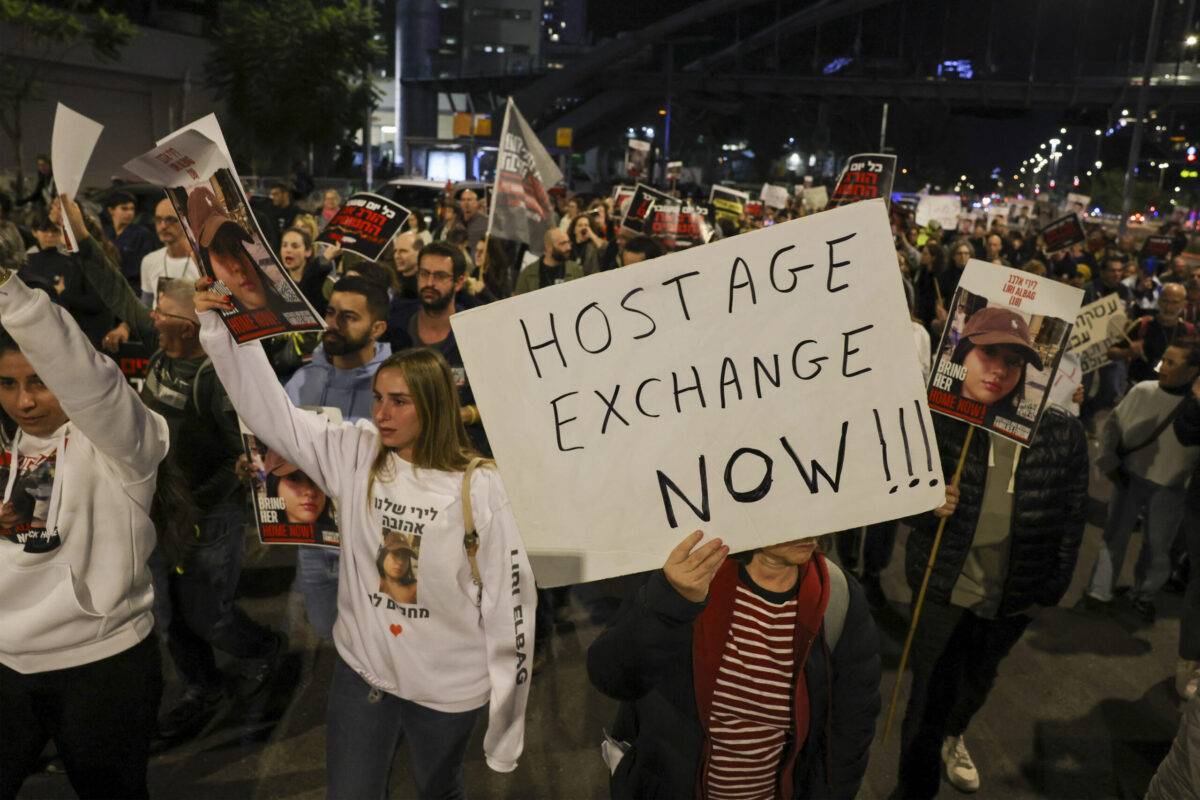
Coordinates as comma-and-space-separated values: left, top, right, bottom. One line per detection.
194, 279, 535, 799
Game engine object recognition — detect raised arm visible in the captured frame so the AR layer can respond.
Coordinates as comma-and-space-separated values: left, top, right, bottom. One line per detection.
64, 198, 158, 347
0, 270, 168, 483
195, 282, 370, 500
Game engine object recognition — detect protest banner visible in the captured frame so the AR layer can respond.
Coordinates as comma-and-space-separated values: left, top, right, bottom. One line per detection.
650, 204, 713, 250
625, 139, 650, 179
984, 206, 1007, 230
1039, 213, 1087, 253
451, 198, 944, 586
1067, 293, 1130, 374
1064, 192, 1091, 216
801, 185, 829, 212
708, 184, 749, 227
915, 194, 962, 230
488, 98, 563, 250
1008, 198, 1036, 229
1046, 351, 1083, 416
316, 192, 410, 260
829, 153, 898, 208
241, 410, 341, 548
1142, 235, 1174, 259
51, 104, 103, 253
611, 184, 636, 219
116, 341, 153, 393
620, 183, 677, 236
125, 129, 324, 344
666, 161, 683, 182
760, 183, 789, 210
927, 259, 1082, 446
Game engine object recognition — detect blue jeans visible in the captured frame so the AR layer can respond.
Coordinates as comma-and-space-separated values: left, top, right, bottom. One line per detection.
1087, 474, 1189, 602
296, 547, 340, 639
326, 655, 482, 800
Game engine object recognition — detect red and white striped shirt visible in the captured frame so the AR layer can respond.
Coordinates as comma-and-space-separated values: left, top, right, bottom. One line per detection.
706, 580, 798, 800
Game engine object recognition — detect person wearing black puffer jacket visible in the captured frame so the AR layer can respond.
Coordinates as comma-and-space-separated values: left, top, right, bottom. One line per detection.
895, 408, 1088, 798
1173, 377, 1200, 699
588, 530, 885, 800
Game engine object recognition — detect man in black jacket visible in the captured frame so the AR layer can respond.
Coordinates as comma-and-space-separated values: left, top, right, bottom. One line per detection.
895, 409, 1089, 798
588, 529, 890, 800
1174, 374, 1200, 699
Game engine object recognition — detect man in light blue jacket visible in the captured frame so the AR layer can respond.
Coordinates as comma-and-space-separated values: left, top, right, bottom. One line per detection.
284, 276, 391, 637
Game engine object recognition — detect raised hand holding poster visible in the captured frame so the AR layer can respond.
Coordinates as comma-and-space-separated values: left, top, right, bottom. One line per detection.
452, 198, 944, 585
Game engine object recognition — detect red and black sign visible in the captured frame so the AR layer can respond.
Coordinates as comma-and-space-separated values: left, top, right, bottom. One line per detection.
317, 192, 410, 261
1039, 213, 1087, 253
829, 153, 898, 208
1141, 235, 1174, 259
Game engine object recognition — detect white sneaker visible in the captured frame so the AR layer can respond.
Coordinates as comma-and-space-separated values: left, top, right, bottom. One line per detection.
941, 735, 980, 792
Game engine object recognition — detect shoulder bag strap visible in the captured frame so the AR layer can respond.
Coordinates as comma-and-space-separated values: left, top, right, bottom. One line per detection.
1118, 398, 1188, 458
462, 456, 485, 607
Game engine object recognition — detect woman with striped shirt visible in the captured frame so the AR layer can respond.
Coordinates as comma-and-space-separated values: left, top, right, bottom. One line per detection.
588, 530, 884, 799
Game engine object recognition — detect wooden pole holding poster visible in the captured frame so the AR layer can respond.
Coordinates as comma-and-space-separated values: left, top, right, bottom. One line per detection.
883, 425, 975, 741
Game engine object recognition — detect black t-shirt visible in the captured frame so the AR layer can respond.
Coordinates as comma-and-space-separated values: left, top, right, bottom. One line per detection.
538, 258, 565, 289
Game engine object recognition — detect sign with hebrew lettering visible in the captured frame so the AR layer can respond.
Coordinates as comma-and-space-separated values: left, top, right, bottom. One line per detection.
1068, 294, 1129, 374
452, 199, 944, 586
928, 260, 1083, 446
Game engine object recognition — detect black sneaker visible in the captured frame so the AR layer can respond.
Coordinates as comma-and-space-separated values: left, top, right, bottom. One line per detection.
861, 573, 889, 608
239, 632, 288, 700
157, 685, 224, 742
1131, 597, 1157, 623
1076, 594, 1116, 615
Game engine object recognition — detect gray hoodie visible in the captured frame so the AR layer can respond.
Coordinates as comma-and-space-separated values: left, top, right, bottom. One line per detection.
284, 341, 392, 421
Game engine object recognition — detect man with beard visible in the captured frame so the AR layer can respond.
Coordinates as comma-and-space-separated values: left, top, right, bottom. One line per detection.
284, 276, 391, 638
385, 241, 486, 453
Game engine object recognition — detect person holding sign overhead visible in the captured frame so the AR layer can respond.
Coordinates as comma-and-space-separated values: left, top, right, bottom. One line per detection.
193, 279, 535, 799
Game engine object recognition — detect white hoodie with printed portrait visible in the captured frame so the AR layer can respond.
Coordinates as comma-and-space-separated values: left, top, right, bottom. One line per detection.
198, 311, 535, 772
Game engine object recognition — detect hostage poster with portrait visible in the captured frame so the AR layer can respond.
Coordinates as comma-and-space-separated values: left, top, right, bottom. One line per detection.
241, 409, 341, 548
124, 129, 324, 343
927, 260, 1083, 446
316, 192, 410, 261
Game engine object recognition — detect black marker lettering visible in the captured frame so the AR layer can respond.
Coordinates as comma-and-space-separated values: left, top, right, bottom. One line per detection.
826, 232, 857, 293
574, 302, 613, 354
728, 256, 757, 313
724, 447, 773, 502
594, 385, 630, 434
752, 354, 781, 398
718, 356, 743, 408
769, 244, 813, 293
636, 377, 662, 418
780, 420, 849, 493
550, 392, 583, 452
791, 339, 827, 380
672, 365, 707, 413
620, 287, 656, 340
841, 324, 874, 378
520, 314, 566, 379
657, 455, 711, 528
662, 270, 701, 321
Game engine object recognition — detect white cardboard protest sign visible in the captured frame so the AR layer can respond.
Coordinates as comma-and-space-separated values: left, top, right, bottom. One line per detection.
51, 104, 103, 252
1068, 294, 1129, 374
759, 183, 789, 210
452, 199, 944, 586
915, 195, 961, 230
802, 186, 829, 211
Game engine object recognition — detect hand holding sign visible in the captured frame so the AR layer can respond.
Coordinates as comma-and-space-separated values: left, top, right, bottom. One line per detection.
663, 530, 728, 603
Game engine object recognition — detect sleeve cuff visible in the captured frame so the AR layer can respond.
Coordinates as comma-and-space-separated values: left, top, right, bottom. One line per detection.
485, 756, 517, 773
643, 570, 707, 623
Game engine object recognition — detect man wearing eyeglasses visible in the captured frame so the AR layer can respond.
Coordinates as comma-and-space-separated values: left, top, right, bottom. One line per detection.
386, 241, 486, 452
284, 275, 392, 640
139, 198, 198, 308
67, 192, 284, 745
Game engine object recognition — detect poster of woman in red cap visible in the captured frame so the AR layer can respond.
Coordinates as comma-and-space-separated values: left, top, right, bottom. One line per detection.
240, 412, 340, 548
927, 260, 1084, 445
124, 128, 324, 343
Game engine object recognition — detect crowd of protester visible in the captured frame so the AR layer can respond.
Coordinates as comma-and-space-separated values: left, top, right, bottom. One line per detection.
0, 160, 1197, 800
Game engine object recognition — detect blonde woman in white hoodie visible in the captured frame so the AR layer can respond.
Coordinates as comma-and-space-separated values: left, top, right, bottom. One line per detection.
195, 278, 535, 799
0, 217, 171, 800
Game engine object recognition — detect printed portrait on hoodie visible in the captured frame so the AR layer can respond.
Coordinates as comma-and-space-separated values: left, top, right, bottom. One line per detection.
0, 444, 61, 553
377, 530, 420, 606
